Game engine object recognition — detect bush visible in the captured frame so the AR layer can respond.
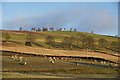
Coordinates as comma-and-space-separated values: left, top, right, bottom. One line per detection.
25, 42, 31, 46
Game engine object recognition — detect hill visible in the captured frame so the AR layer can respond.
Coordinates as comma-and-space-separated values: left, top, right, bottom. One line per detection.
1, 30, 119, 63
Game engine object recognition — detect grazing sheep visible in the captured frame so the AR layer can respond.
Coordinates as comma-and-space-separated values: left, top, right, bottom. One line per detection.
53, 57, 56, 61
11, 55, 14, 59
91, 61, 94, 64
101, 61, 104, 64
24, 62, 27, 65
114, 63, 118, 66
50, 58, 52, 61
51, 60, 54, 64
19, 56, 23, 62
76, 63, 79, 65
103, 61, 106, 64
14, 55, 18, 60
49, 58, 55, 64
19, 61, 27, 65
49, 57, 51, 59
94, 60, 97, 63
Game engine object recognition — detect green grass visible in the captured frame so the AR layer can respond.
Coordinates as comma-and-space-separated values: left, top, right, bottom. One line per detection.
3, 31, 118, 43
2, 51, 119, 78
2, 53, 119, 75
2, 31, 119, 53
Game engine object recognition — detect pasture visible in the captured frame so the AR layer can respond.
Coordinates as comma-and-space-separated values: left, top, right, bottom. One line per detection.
1, 30, 120, 78
2, 52, 119, 78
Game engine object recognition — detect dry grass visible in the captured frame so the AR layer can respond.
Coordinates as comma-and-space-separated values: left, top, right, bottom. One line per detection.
1, 42, 119, 63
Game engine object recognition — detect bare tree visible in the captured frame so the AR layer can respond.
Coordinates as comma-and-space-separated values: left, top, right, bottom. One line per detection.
97, 38, 107, 48
37, 27, 41, 31
74, 29, 77, 32
19, 27, 22, 31
3, 32, 10, 42
110, 41, 118, 50
43, 27, 48, 31
50, 27, 54, 31
31, 27, 34, 31
85, 36, 95, 49
45, 36, 55, 49
70, 28, 72, 31
91, 30, 94, 34
33, 28, 36, 31
68, 36, 75, 50
62, 36, 75, 50
62, 37, 69, 50
26, 32, 36, 43
79, 33, 87, 48
64, 28, 66, 31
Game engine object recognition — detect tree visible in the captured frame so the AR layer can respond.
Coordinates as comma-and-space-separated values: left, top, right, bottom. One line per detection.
43, 27, 48, 31
91, 30, 94, 34
3, 32, 10, 42
19, 27, 22, 31
50, 27, 54, 31
62, 36, 75, 50
45, 36, 55, 49
31, 27, 34, 31
70, 28, 72, 31
85, 36, 95, 49
75, 33, 81, 47
110, 41, 118, 50
33, 28, 36, 31
97, 38, 107, 48
79, 33, 87, 48
26, 32, 36, 43
62, 37, 69, 50
37, 27, 41, 31
74, 29, 77, 32
64, 28, 66, 31
68, 36, 75, 50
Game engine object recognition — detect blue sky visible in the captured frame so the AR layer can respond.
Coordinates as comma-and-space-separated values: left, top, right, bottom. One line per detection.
2, 2, 118, 36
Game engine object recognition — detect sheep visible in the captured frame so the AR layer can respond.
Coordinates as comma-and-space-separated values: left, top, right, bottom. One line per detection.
14, 54, 18, 60
53, 57, 56, 61
76, 63, 79, 66
19, 56, 23, 62
91, 61, 95, 64
51, 60, 54, 64
101, 61, 104, 64
114, 63, 118, 66
103, 61, 106, 64
24, 62, 27, 65
49, 58, 55, 64
11, 55, 14, 59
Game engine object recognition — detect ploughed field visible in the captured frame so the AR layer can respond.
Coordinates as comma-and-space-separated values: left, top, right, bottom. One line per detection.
2, 52, 119, 78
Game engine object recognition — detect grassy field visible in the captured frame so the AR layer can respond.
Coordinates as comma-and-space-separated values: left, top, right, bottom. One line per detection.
2, 30, 118, 43
2, 52, 119, 78
1, 30, 119, 78
2, 30, 119, 51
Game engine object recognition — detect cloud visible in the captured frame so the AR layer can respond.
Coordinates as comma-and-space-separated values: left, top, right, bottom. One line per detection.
3, 5, 117, 35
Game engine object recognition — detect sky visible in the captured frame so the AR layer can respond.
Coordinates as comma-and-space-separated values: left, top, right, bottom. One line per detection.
2, 2, 118, 36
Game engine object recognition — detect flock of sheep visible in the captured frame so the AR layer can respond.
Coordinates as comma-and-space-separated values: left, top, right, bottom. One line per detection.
10, 54, 118, 67
11, 54, 27, 65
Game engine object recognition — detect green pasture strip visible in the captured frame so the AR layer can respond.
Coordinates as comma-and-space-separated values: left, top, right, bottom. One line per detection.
2, 56, 119, 75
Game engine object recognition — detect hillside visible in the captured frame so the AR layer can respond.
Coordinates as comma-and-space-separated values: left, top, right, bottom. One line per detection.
1, 30, 119, 63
